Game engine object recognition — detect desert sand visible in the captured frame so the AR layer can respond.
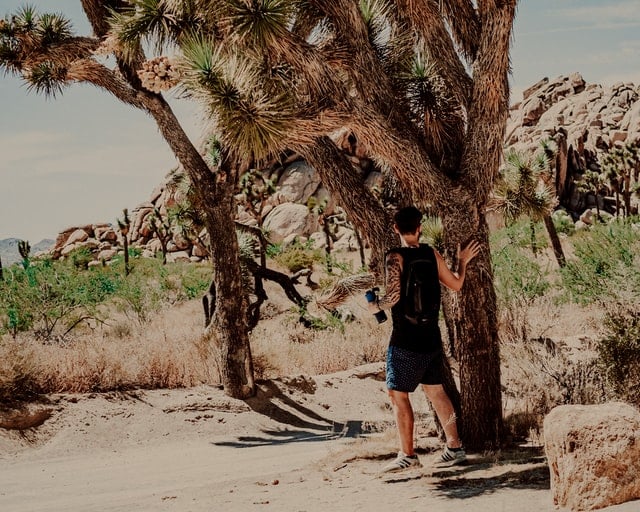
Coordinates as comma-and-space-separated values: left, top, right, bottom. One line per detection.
1, 363, 638, 512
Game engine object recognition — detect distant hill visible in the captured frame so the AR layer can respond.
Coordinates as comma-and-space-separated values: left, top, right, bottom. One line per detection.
0, 238, 55, 267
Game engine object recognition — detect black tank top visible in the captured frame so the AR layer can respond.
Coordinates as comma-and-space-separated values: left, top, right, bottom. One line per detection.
387, 244, 442, 353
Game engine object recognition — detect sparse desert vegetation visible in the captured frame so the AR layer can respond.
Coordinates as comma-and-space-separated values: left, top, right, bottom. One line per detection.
1, 218, 639, 443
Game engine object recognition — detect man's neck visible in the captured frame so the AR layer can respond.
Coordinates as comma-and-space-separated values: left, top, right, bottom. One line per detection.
400, 236, 420, 248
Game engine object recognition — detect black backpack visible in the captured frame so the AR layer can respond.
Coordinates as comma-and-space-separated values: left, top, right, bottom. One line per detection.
396, 246, 440, 326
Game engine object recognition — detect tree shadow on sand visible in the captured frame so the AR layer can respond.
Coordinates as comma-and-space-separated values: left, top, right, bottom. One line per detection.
213, 379, 377, 447
381, 446, 550, 498
428, 447, 550, 498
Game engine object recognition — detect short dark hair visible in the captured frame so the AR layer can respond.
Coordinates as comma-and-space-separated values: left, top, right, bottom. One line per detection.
394, 206, 422, 234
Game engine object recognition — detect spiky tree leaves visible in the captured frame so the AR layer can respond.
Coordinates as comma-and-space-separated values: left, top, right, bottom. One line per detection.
492, 147, 566, 267
179, 36, 296, 163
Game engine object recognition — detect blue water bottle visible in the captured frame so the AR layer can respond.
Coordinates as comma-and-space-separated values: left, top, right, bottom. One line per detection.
365, 287, 387, 323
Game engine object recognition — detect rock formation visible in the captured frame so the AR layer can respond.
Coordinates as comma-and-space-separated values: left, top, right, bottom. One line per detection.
507, 73, 640, 215
48, 74, 640, 264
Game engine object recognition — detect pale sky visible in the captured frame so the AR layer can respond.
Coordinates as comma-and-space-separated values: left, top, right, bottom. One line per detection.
1, 0, 639, 242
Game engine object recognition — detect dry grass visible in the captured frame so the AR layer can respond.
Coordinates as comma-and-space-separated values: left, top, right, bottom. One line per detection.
499, 295, 610, 443
250, 300, 388, 378
0, 301, 219, 396
0, 239, 625, 445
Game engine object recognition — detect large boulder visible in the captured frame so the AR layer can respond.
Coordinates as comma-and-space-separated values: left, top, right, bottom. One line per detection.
263, 203, 318, 244
543, 402, 640, 511
276, 161, 322, 204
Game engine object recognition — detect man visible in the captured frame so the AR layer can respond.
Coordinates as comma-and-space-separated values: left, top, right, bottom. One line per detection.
368, 206, 480, 473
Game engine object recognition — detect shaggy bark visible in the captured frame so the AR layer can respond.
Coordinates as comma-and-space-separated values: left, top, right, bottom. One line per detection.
302, 136, 396, 277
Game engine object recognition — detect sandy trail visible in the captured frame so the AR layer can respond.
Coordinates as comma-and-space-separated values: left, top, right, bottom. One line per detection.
1, 366, 639, 512
1, 434, 553, 512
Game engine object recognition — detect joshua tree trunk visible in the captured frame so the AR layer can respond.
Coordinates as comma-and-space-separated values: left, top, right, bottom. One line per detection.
530, 220, 538, 256
543, 214, 566, 267
205, 158, 255, 398
440, 202, 503, 449
623, 175, 631, 218
140, 94, 255, 399
0, 255, 3, 281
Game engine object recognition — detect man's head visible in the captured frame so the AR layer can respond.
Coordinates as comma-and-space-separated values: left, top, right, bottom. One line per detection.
394, 206, 422, 235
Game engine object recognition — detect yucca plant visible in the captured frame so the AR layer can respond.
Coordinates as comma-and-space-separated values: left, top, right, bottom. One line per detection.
18, 240, 31, 269
492, 147, 566, 267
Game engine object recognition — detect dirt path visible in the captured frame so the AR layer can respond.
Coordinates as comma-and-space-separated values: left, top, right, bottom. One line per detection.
1, 434, 552, 512
1, 366, 638, 512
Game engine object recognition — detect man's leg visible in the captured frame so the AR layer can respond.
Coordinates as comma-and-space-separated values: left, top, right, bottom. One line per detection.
422, 384, 462, 449
388, 389, 415, 455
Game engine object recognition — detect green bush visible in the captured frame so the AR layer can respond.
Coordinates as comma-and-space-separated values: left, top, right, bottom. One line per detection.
69, 246, 94, 270
552, 210, 575, 236
560, 219, 640, 304
0, 260, 122, 339
0, 256, 213, 339
500, 218, 549, 251
596, 305, 640, 406
491, 242, 550, 307
273, 242, 322, 273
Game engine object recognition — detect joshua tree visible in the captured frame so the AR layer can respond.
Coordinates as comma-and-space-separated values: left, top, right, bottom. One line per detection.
0, 254, 3, 281
492, 147, 566, 267
147, 207, 171, 265
106, 0, 518, 449
117, 208, 131, 276
0, 3, 254, 398
577, 170, 607, 221
18, 240, 31, 269
601, 141, 640, 218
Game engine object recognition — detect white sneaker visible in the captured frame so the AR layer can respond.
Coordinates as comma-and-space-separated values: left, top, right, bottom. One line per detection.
435, 446, 467, 467
380, 451, 422, 473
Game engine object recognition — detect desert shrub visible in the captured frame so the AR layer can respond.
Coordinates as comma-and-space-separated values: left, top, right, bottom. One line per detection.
179, 265, 211, 300
0, 257, 212, 339
560, 219, 640, 304
0, 299, 217, 400
273, 241, 323, 273
596, 304, 640, 406
499, 218, 549, 252
113, 271, 163, 323
551, 209, 575, 236
504, 408, 540, 443
0, 260, 121, 340
305, 309, 347, 332
0, 341, 41, 402
492, 244, 550, 305
501, 337, 608, 440
265, 242, 282, 258
68, 246, 94, 270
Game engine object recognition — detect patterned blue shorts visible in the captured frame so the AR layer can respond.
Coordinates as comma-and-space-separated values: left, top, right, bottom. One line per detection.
386, 346, 444, 392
